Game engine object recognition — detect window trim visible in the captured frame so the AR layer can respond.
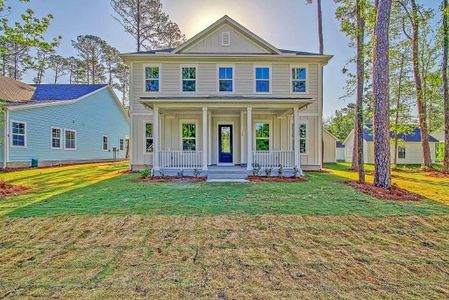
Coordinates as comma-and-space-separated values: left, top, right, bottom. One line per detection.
103, 136, 109, 151
144, 122, 154, 153
180, 64, 198, 93
64, 129, 77, 151
179, 119, 198, 151
217, 64, 235, 93
143, 64, 161, 93
119, 138, 124, 151
50, 127, 62, 150
253, 120, 272, 151
10, 120, 27, 148
290, 65, 309, 94
254, 65, 272, 94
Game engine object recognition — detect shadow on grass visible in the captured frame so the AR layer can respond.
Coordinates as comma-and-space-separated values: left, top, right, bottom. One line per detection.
7, 170, 449, 218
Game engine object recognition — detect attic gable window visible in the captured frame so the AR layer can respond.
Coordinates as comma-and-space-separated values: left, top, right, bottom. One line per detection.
222, 32, 231, 46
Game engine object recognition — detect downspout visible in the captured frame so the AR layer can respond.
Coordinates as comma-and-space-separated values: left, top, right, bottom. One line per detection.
3, 109, 9, 169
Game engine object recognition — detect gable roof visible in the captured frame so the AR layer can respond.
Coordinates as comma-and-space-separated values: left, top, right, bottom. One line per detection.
31, 84, 107, 101
0, 76, 35, 102
172, 15, 282, 55
362, 124, 439, 143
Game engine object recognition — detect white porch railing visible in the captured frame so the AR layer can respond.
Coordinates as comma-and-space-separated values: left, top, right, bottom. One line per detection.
253, 151, 295, 168
159, 151, 202, 169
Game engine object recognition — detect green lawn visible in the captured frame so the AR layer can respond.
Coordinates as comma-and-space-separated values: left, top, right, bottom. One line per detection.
3, 164, 448, 218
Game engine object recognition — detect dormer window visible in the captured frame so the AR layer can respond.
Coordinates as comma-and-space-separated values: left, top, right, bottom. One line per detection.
222, 32, 231, 46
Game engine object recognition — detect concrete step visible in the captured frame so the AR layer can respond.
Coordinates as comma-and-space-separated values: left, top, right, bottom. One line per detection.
207, 173, 248, 180
207, 179, 249, 183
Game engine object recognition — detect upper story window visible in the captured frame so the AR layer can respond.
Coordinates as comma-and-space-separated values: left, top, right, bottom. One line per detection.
65, 129, 76, 150
182, 66, 196, 92
145, 123, 153, 153
51, 127, 62, 149
181, 122, 196, 151
145, 66, 159, 92
218, 67, 233, 92
255, 67, 270, 93
222, 32, 231, 46
11, 121, 26, 147
291, 67, 307, 93
103, 136, 108, 151
255, 122, 270, 151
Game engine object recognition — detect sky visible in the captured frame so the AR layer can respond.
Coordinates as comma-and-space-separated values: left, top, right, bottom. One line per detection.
8, 0, 439, 118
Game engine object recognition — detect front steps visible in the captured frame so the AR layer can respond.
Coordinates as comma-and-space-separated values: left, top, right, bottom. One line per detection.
207, 166, 249, 182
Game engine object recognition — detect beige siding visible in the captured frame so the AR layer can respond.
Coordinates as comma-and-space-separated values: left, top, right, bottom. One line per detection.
323, 130, 336, 163
183, 24, 270, 54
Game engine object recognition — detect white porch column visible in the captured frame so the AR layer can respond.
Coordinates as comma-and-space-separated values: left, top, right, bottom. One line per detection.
202, 107, 208, 171
153, 106, 160, 171
247, 107, 253, 170
293, 107, 302, 174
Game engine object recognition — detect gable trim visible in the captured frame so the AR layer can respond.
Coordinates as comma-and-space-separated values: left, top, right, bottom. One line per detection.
172, 15, 281, 55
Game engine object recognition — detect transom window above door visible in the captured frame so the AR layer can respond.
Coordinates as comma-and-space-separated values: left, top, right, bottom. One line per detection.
255, 122, 270, 151
291, 67, 307, 93
218, 67, 233, 92
255, 67, 270, 93
145, 66, 159, 92
181, 122, 196, 151
182, 66, 196, 92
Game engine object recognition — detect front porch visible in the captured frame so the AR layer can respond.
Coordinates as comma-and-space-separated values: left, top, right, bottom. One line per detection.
139, 101, 320, 176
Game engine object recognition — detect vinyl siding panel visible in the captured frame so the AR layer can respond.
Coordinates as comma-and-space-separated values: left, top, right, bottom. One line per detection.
8, 89, 129, 164
323, 130, 336, 163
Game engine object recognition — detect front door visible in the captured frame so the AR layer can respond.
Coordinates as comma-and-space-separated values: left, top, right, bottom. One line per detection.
218, 124, 233, 164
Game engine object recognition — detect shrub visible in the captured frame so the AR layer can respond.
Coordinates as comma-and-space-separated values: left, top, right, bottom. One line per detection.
193, 168, 201, 178
264, 168, 272, 177
292, 167, 299, 177
140, 168, 151, 178
278, 164, 284, 177
252, 163, 261, 176
177, 170, 184, 178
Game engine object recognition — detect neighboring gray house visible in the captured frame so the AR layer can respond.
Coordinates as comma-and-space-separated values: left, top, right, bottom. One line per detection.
0, 76, 129, 168
121, 15, 332, 177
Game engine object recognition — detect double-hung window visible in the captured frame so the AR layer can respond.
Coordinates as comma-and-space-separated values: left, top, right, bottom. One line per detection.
398, 146, 406, 159
292, 67, 307, 93
255, 67, 270, 93
218, 66, 233, 92
182, 66, 196, 92
145, 66, 160, 92
255, 122, 270, 151
11, 121, 26, 147
299, 123, 307, 154
145, 123, 153, 153
51, 127, 62, 149
181, 122, 196, 151
119, 139, 124, 151
103, 136, 108, 151
65, 129, 76, 150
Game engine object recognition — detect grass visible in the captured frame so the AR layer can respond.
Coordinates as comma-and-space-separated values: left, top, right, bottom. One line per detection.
0, 162, 448, 298
2, 164, 448, 218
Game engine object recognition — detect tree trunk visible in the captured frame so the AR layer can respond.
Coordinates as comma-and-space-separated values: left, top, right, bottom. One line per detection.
393, 54, 405, 165
373, 0, 392, 189
355, 0, 365, 182
410, 0, 432, 168
443, 0, 449, 173
317, 0, 323, 54
54, 70, 58, 84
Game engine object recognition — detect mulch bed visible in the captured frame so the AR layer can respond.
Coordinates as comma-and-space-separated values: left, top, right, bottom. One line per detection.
427, 171, 449, 179
343, 180, 424, 201
135, 176, 206, 183
248, 176, 307, 182
0, 182, 29, 199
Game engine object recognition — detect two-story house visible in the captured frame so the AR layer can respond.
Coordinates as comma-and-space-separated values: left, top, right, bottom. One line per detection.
121, 15, 332, 178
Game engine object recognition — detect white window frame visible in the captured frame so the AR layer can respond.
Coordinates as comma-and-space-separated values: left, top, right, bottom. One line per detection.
103, 136, 109, 151
398, 146, 406, 159
222, 32, 231, 46
254, 120, 272, 151
10, 120, 27, 148
290, 65, 308, 94
144, 122, 153, 153
254, 65, 272, 94
143, 64, 161, 93
50, 127, 62, 149
180, 64, 198, 93
119, 138, 124, 151
217, 64, 235, 93
180, 119, 198, 151
64, 129, 77, 151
